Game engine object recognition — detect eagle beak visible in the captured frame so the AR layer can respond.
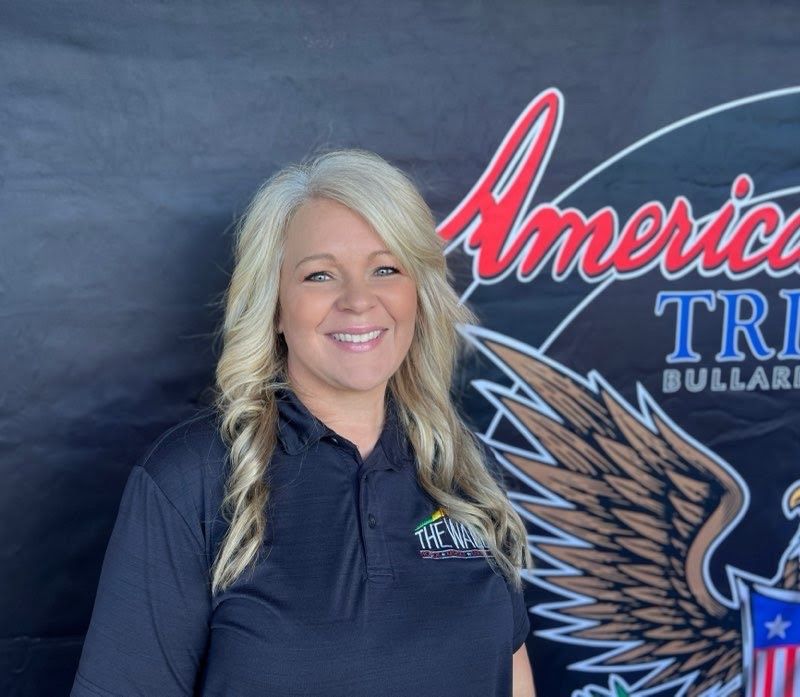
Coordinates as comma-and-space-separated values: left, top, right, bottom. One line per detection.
789, 485, 800, 512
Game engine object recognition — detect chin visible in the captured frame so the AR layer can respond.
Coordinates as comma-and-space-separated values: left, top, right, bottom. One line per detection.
334, 374, 393, 394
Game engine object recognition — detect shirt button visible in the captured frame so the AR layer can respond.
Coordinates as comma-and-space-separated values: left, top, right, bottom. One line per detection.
330, 437, 338, 444
368, 514, 377, 528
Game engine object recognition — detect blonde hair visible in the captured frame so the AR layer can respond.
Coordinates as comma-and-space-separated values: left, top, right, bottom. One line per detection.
210, 149, 532, 595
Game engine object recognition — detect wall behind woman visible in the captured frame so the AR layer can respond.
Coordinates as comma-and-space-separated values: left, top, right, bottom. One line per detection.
2, 1, 799, 695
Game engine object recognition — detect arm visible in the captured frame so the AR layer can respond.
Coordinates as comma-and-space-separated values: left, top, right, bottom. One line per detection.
71, 464, 211, 696
512, 643, 536, 697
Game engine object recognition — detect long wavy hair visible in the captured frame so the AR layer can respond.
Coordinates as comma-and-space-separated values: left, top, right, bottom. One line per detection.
210, 148, 532, 595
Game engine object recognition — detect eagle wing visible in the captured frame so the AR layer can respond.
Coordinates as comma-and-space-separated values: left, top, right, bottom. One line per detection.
480, 339, 745, 696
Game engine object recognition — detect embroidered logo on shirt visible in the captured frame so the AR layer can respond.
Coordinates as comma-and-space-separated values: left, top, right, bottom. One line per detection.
413, 507, 493, 559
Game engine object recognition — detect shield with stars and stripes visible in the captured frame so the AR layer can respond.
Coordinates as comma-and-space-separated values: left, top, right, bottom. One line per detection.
740, 583, 800, 697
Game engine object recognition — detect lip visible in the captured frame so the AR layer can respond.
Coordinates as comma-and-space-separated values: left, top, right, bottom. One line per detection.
326, 325, 387, 334
326, 327, 388, 353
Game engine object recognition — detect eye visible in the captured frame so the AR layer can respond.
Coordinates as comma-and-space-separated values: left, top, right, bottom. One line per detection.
304, 270, 331, 282
375, 266, 400, 276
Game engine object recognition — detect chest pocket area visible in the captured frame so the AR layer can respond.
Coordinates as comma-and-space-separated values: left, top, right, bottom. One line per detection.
382, 472, 496, 579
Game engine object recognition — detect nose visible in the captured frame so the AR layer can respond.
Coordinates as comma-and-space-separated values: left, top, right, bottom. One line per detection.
335, 275, 377, 313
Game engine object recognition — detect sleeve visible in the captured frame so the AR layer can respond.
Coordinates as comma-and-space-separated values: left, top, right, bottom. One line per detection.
509, 581, 531, 651
71, 465, 211, 697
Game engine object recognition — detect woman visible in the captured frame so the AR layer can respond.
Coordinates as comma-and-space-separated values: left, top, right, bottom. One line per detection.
71, 149, 535, 697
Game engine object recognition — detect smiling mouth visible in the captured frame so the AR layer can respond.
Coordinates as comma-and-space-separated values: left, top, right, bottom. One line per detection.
328, 329, 386, 344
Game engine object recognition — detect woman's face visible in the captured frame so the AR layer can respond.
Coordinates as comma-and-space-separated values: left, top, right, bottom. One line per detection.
277, 197, 418, 403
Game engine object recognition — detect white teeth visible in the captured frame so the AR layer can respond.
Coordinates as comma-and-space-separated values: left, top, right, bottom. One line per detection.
331, 330, 382, 343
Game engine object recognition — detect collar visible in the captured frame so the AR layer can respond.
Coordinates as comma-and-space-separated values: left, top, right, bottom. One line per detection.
275, 387, 414, 468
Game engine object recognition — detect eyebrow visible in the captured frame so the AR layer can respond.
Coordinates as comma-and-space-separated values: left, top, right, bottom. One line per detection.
294, 249, 394, 270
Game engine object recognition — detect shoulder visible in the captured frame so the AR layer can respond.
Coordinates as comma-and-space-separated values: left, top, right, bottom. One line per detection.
136, 407, 229, 519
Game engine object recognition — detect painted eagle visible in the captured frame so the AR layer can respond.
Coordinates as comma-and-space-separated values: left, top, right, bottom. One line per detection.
469, 331, 800, 697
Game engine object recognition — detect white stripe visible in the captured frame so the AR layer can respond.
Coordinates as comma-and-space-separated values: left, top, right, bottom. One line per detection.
754, 650, 767, 697
772, 648, 787, 697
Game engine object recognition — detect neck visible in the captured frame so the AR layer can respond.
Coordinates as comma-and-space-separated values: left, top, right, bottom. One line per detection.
289, 381, 388, 456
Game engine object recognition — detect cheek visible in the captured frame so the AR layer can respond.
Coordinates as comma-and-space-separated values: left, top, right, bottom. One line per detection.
279, 287, 330, 339
391, 285, 418, 335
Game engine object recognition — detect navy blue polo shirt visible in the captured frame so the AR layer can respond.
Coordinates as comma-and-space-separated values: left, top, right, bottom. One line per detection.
71, 388, 530, 697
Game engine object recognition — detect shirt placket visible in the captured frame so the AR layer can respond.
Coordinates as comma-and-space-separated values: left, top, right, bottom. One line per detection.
358, 468, 394, 582
330, 435, 395, 583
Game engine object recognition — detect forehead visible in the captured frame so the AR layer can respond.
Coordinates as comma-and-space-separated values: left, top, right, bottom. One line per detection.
283, 198, 387, 257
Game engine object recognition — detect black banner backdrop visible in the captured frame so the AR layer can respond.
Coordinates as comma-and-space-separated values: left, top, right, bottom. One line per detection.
2, 2, 800, 695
